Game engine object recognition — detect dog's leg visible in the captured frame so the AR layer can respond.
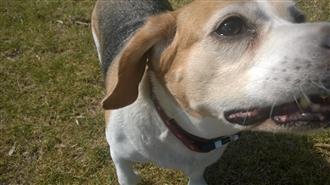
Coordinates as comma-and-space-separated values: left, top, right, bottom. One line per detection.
188, 169, 207, 185
111, 153, 140, 185
110, 149, 140, 185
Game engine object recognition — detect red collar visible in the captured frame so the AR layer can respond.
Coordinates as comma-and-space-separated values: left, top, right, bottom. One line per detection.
149, 77, 240, 153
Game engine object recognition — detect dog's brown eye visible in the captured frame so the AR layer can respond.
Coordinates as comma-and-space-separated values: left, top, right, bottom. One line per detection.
216, 17, 245, 36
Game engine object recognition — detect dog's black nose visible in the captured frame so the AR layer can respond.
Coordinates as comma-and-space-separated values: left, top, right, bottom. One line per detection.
321, 37, 330, 49
320, 25, 330, 49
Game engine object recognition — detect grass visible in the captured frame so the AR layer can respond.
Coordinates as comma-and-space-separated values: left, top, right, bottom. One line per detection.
0, 0, 329, 184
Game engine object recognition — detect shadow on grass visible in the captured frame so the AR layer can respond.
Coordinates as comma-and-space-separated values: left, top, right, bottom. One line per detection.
205, 132, 330, 185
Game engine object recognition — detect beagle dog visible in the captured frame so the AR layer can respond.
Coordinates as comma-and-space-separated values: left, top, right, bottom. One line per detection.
91, 0, 330, 184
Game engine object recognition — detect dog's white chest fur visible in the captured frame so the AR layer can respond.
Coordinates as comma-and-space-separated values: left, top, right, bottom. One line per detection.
105, 81, 226, 178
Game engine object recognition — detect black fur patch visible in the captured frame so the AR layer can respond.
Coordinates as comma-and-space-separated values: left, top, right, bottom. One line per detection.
96, 0, 172, 75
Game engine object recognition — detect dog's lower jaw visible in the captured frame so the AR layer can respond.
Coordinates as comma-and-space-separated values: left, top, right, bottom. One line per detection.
106, 74, 229, 185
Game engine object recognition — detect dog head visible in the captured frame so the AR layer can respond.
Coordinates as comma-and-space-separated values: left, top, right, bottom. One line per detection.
103, 0, 330, 132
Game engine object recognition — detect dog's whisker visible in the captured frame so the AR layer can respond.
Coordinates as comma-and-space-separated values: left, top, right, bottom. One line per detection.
299, 85, 311, 103
318, 77, 330, 94
243, 115, 248, 125
293, 95, 304, 113
269, 102, 276, 119
310, 80, 330, 93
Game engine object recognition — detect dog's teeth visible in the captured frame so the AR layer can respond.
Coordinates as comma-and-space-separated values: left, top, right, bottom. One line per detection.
228, 114, 236, 119
301, 113, 308, 117
274, 115, 288, 123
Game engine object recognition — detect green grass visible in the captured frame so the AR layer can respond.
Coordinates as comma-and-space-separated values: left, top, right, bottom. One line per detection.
0, 0, 329, 185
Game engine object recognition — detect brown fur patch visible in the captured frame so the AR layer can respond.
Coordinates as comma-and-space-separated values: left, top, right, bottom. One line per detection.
151, 1, 251, 118
102, 13, 177, 109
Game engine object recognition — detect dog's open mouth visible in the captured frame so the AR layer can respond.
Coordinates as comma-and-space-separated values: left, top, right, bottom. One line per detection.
224, 95, 330, 127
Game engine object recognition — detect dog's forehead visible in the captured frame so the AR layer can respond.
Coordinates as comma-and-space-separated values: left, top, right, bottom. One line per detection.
177, 0, 295, 28
172, 0, 296, 49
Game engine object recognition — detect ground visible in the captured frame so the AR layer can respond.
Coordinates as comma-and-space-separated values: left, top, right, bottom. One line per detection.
1, 0, 329, 185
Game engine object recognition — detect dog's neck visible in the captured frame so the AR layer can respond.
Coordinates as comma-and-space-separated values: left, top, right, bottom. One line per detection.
147, 71, 240, 139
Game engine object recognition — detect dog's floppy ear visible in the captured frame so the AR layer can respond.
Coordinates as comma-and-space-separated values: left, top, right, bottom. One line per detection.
102, 13, 176, 110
